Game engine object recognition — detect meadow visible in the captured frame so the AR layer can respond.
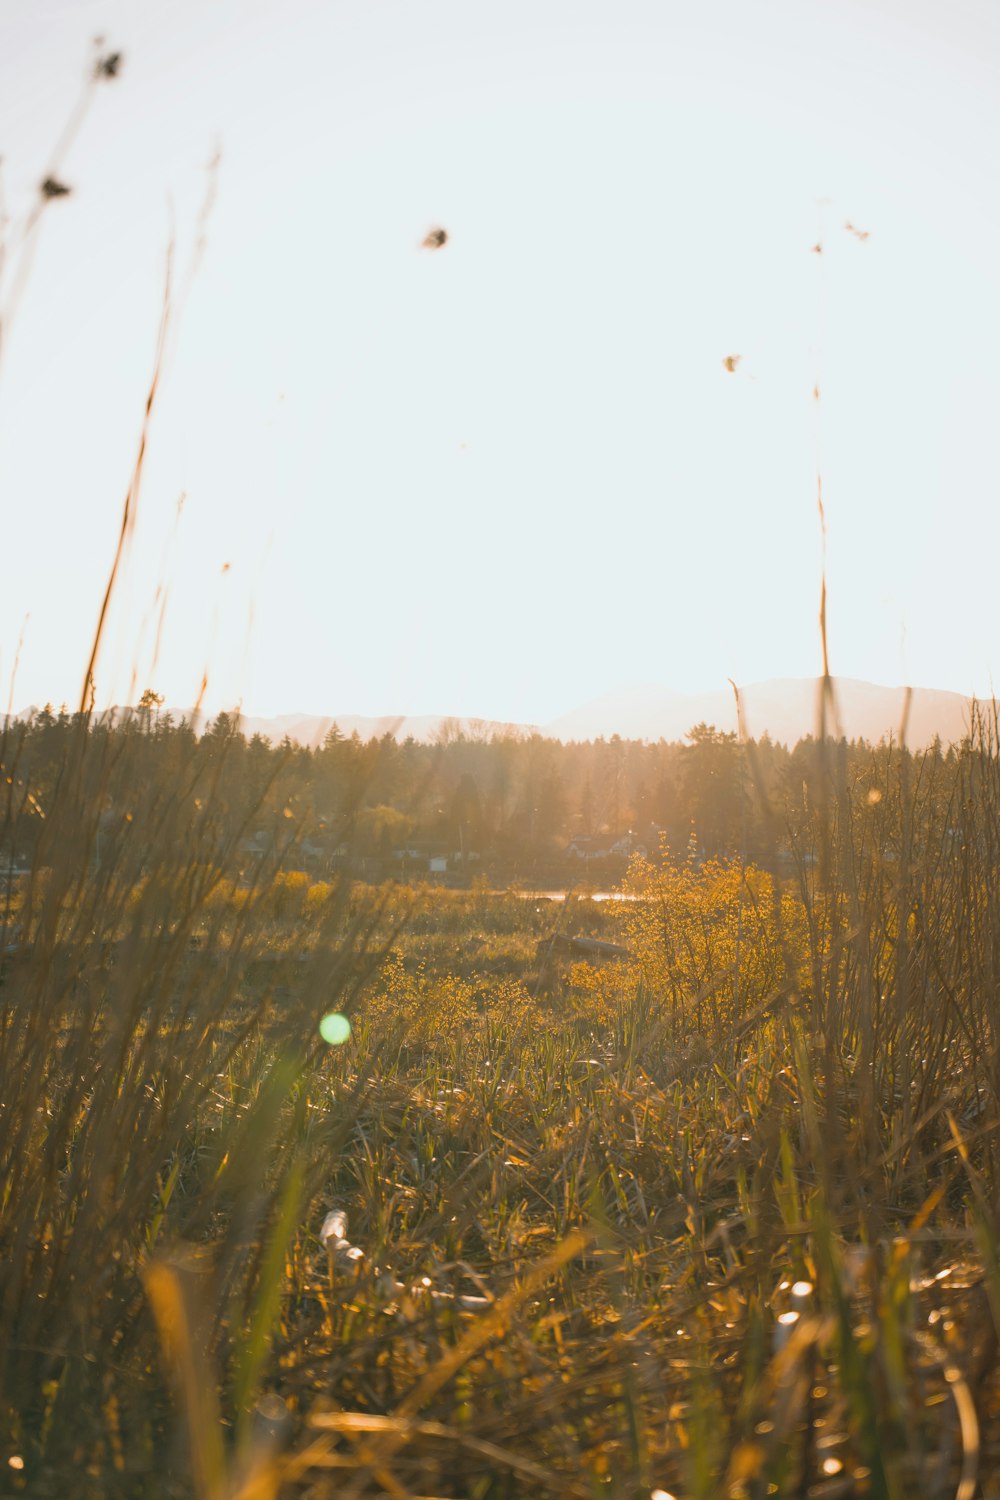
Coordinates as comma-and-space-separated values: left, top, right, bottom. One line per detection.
4, 20, 999, 1499
4, 704, 1000, 1499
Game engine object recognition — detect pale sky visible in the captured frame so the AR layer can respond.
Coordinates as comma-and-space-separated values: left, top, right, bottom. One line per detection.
1, 0, 998, 725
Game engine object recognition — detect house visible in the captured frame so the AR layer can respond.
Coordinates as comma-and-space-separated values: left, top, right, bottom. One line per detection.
565, 836, 609, 860
238, 831, 272, 856
609, 832, 648, 858
565, 833, 648, 861
390, 842, 481, 875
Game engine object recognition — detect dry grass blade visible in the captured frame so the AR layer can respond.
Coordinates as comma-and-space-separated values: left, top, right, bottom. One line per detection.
143, 1256, 226, 1500
947, 1366, 979, 1500
307, 1412, 592, 1497
78, 241, 173, 718
310, 1231, 591, 1500
394, 1228, 589, 1421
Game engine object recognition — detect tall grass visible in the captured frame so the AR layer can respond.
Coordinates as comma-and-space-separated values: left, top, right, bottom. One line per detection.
0, 702, 399, 1492
5, 705, 1000, 1496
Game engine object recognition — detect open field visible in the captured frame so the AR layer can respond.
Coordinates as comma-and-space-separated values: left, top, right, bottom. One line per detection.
4, 7, 1000, 1496
5, 709, 1000, 1498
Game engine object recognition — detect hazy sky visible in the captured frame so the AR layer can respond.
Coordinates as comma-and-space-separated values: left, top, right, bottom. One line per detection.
1, 0, 998, 724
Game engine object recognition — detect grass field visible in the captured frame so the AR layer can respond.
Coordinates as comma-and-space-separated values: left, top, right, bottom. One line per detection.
5, 708, 1000, 1499
4, 20, 998, 1497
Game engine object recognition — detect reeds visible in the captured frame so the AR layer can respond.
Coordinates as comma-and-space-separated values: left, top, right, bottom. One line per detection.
5, 706, 1000, 1496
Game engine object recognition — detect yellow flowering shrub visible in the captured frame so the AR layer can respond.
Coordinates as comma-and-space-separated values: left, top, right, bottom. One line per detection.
265, 868, 310, 920
619, 854, 809, 1039
304, 879, 335, 915
365, 948, 478, 1048
564, 958, 635, 1030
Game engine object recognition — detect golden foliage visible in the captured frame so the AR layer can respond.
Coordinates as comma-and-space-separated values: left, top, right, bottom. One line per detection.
620, 853, 809, 1037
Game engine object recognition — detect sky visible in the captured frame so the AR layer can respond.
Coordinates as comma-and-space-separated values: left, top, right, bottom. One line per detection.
1, 0, 998, 726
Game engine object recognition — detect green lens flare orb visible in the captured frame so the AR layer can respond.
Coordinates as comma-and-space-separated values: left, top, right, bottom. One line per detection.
319, 1012, 351, 1046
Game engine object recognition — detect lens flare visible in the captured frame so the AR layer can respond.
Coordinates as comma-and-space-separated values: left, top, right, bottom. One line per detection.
319, 1012, 351, 1046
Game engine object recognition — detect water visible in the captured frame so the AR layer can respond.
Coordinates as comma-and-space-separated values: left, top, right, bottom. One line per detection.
510, 889, 641, 903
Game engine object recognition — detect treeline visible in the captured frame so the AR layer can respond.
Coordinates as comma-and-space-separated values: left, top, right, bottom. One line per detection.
1, 701, 981, 881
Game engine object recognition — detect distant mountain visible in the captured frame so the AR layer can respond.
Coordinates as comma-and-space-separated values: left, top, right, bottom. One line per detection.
542, 677, 979, 748
230, 679, 979, 748
212, 711, 537, 748
8, 707, 538, 746
13, 679, 982, 749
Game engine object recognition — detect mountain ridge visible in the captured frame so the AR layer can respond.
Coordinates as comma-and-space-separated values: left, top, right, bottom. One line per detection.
542, 677, 979, 748
14, 677, 985, 749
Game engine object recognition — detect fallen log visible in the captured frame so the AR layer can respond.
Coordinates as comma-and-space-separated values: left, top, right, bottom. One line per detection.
535, 933, 630, 963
